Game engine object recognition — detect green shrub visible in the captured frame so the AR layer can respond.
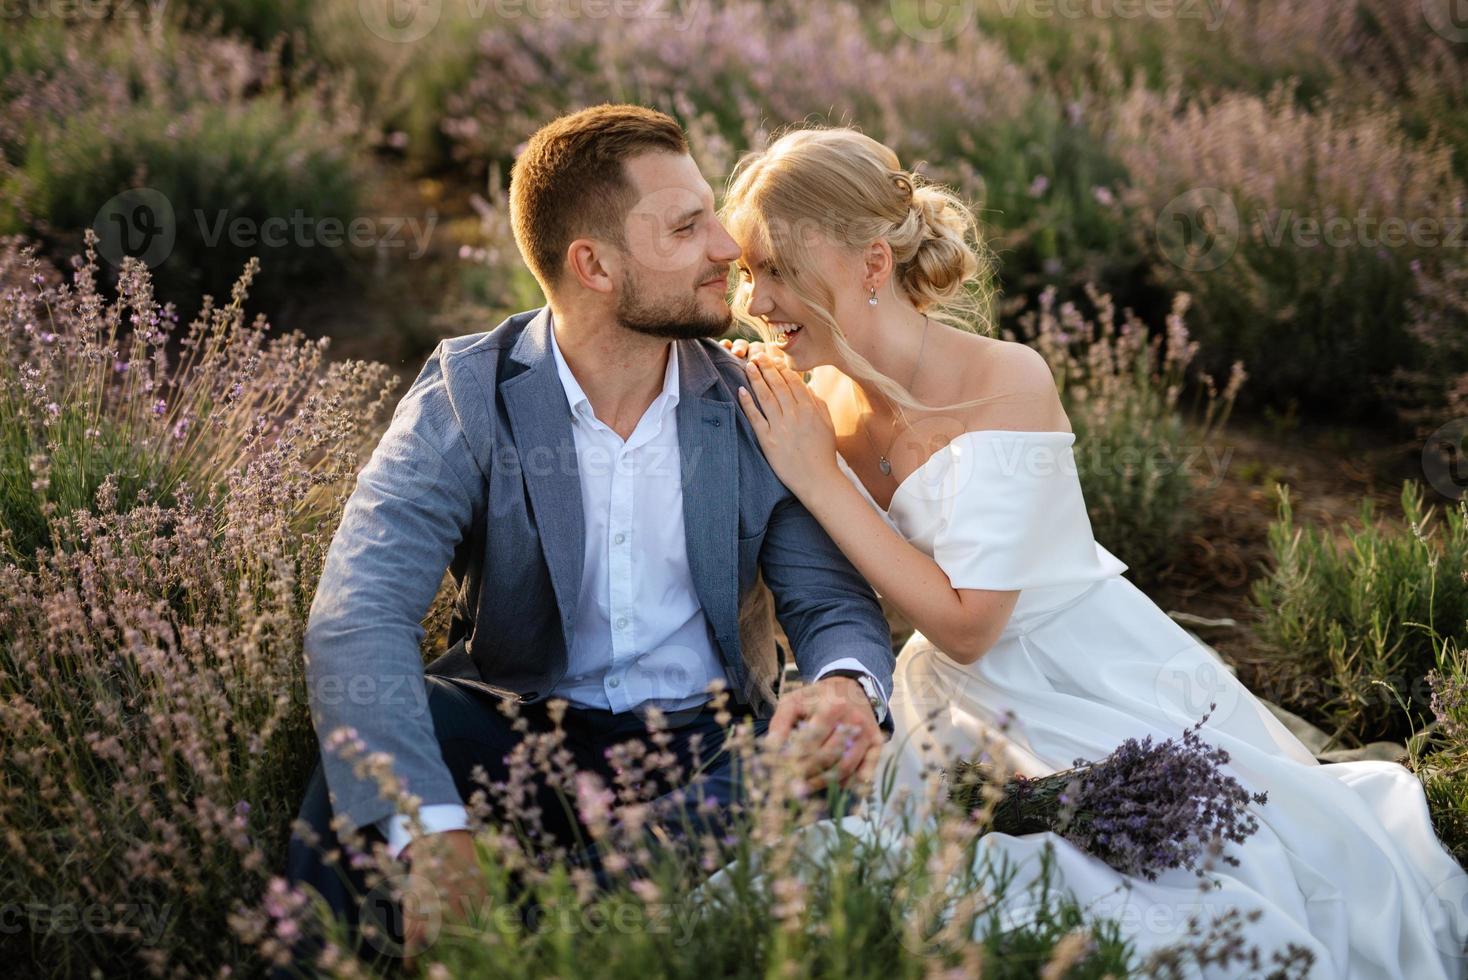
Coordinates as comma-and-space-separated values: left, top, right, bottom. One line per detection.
406, 0, 1139, 333
0, 235, 398, 975
306, 0, 488, 172
944, 91, 1141, 313
171, 0, 317, 47
1110, 80, 1467, 419
971, 0, 1347, 106
1418, 648, 1468, 868
1009, 283, 1244, 585
0, 20, 368, 324
1251, 481, 1468, 745
440, 176, 550, 340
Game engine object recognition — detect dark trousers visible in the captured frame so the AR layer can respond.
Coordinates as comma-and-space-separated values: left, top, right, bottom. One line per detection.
275, 675, 772, 978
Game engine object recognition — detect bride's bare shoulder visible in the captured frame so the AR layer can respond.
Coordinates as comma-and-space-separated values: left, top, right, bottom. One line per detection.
950, 333, 1071, 434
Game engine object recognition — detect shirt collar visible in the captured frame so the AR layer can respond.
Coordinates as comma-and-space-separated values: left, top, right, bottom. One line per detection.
546, 311, 681, 426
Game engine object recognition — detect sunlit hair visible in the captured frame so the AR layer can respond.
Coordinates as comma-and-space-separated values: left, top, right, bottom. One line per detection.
721, 126, 1003, 413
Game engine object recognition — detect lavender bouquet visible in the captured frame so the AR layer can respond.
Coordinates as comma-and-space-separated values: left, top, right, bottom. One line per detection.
947, 705, 1268, 882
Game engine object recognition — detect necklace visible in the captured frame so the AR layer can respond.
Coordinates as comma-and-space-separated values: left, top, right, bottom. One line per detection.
861, 313, 930, 477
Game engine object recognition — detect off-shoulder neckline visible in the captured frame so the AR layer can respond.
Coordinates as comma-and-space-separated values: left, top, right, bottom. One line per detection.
839, 428, 1076, 516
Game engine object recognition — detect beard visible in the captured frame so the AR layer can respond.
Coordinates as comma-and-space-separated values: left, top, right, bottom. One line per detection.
615, 265, 732, 340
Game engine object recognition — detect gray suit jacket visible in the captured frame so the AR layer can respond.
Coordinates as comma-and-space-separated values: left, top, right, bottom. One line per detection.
304, 306, 895, 831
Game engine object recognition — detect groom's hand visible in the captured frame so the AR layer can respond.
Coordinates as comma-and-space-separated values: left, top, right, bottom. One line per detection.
399, 829, 487, 972
765, 676, 883, 795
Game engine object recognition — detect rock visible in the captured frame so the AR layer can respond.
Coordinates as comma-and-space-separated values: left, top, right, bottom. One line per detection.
1258, 698, 1408, 764
1317, 742, 1408, 765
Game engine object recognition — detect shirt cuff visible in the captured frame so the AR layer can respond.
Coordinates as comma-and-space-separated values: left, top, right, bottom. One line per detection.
814, 658, 889, 726
374, 803, 470, 861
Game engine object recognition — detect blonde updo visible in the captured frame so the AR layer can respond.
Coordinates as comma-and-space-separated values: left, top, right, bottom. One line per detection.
721, 126, 998, 412
901, 184, 982, 301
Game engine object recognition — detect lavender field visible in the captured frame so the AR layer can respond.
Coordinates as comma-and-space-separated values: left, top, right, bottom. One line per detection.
3, 1, 1468, 977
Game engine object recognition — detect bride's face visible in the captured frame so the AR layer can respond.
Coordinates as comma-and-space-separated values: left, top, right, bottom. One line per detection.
734, 231, 867, 372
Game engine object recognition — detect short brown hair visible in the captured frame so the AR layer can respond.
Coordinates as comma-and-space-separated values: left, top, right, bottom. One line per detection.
509, 104, 689, 290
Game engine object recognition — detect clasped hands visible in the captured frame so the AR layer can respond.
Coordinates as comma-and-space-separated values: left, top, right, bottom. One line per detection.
393, 675, 881, 969
765, 673, 886, 796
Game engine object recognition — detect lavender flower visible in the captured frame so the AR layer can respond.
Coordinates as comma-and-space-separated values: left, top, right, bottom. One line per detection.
950, 705, 1268, 882
1428, 668, 1468, 742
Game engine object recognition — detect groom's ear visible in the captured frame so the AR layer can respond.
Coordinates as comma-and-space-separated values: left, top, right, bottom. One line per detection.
566, 238, 618, 295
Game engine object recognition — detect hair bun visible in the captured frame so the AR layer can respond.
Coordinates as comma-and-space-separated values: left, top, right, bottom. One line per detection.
900, 184, 980, 301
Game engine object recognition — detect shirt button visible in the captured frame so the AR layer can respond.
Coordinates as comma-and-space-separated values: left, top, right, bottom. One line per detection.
614, 532, 626, 545
609, 677, 621, 688
615, 617, 628, 630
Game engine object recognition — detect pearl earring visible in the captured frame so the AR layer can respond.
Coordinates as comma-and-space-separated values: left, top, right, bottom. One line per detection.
868, 287, 878, 307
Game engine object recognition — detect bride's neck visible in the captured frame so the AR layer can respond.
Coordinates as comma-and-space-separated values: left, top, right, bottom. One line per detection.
841, 302, 933, 415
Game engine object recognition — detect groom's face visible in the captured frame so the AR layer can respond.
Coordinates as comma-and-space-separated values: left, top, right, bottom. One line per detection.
614, 152, 741, 340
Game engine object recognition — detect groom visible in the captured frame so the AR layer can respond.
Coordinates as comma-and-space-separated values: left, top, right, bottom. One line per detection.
280, 104, 895, 971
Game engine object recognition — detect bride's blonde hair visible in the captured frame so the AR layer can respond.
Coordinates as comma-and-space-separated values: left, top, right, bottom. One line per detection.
721, 126, 1003, 413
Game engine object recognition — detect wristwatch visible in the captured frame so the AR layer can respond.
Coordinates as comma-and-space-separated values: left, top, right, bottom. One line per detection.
821, 669, 887, 726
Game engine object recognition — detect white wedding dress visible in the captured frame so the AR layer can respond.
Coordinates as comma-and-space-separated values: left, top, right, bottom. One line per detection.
827, 428, 1468, 978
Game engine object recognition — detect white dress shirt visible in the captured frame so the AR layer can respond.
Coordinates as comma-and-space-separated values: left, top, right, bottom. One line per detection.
548, 330, 729, 714
375, 323, 886, 858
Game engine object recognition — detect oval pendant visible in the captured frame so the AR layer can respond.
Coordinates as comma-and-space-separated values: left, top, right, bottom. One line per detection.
878, 456, 892, 476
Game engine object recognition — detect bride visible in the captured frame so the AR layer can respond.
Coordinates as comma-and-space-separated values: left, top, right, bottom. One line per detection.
714, 125, 1468, 977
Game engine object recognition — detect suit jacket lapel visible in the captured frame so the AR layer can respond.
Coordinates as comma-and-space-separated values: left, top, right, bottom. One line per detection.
676, 339, 739, 655
501, 307, 584, 643
499, 312, 739, 660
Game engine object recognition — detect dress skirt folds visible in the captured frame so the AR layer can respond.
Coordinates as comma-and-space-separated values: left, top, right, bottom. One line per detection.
831, 429, 1468, 978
